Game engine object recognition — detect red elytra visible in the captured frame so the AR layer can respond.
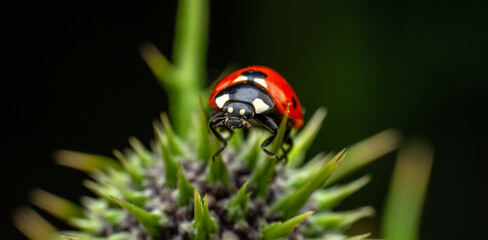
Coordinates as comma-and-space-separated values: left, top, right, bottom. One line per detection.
208, 65, 303, 128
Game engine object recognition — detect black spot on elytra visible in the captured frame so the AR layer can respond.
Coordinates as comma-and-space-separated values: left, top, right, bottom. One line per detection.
291, 97, 297, 108
241, 70, 267, 80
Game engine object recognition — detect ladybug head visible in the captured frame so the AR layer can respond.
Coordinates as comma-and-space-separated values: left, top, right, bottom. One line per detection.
222, 102, 254, 129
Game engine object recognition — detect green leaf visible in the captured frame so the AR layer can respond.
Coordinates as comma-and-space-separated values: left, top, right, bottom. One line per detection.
111, 196, 164, 237
308, 207, 375, 231
381, 139, 433, 240
272, 149, 346, 219
128, 137, 152, 166
314, 175, 371, 210
261, 211, 315, 240
55, 150, 122, 172
287, 107, 328, 168
326, 129, 402, 186
29, 189, 84, 222
226, 179, 251, 221
177, 162, 195, 206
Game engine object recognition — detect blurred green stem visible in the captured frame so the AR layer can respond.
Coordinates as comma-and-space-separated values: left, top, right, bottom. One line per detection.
141, 0, 208, 139
172, 0, 208, 138
381, 139, 433, 240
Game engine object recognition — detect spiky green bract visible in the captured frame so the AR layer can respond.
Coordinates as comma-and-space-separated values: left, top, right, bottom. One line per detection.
78, 197, 125, 228
177, 162, 195, 206
307, 207, 375, 232
161, 138, 179, 189
251, 106, 290, 197
196, 98, 211, 161
304, 232, 371, 240
193, 189, 203, 222
287, 107, 327, 168
161, 112, 186, 156
83, 180, 120, 205
270, 105, 291, 157
29, 189, 84, 222
60, 233, 131, 240
240, 130, 265, 168
286, 152, 332, 189
193, 190, 219, 240
314, 175, 371, 210
69, 201, 105, 233
112, 149, 144, 188
326, 129, 402, 186
14, 108, 400, 239
55, 150, 122, 173
112, 185, 145, 208
12, 207, 60, 240
154, 119, 179, 189
110, 196, 164, 237
273, 149, 346, 219
345, 233, 372, 240
226, 180, 251, 221
261, 210, 315, 240
89, 168, 145, 207
207, 135, 231, 188
128, 137, 152, 166
228, 126, 244, 153
251, 157, 276, 197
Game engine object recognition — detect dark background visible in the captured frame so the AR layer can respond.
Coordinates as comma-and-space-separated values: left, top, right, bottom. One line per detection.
3, 1, 487, 239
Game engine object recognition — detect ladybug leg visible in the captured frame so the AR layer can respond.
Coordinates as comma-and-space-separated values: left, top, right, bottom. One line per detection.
280, 124, 293, 163
209, 112, 234, 161
254, 115, 281, 160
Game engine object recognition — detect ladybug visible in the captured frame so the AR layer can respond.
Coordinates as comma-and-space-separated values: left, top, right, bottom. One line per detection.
208, 65, 303, 161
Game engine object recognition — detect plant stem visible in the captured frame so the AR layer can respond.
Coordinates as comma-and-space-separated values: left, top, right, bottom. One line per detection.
140, 0, 209, 139
172, 0, 209, 138
381, 139, 433, 240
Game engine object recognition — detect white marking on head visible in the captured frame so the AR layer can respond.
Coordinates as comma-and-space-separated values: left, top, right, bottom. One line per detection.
215, 94, 230, 108
232, 75, 248, 83
227, 107, 233, 113
253, 78, 267, 88
239, 109, 246, 116
252, 98, 270, 114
